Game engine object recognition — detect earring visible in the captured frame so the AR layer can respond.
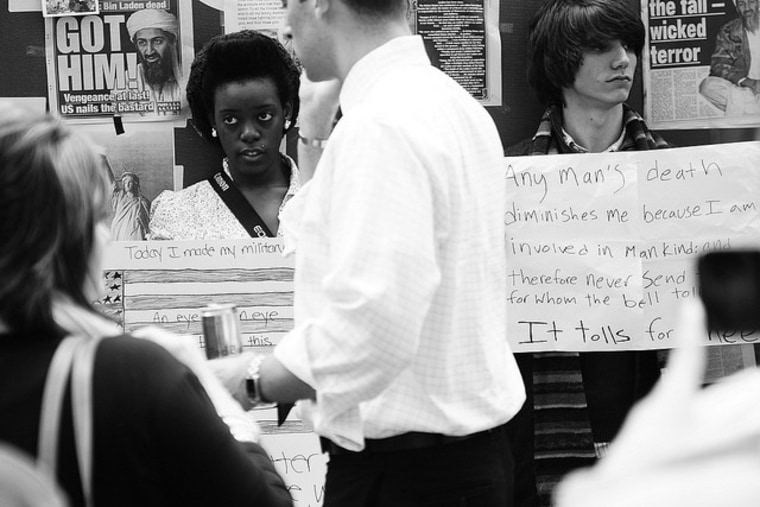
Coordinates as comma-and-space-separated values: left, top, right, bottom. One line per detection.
211, 127, 217, 138
284, 119, 292, 131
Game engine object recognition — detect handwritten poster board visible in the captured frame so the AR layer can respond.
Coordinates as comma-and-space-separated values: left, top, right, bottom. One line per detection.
101, 238, 326, 506
98, 143, 760, 500
505, 141, 760, 352
102, 238, 293, 347
259, 430, 327, 507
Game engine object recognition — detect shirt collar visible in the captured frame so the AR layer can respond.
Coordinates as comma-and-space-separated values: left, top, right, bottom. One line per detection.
222, 154, 300, 196
560, 123, 627, 153
340, 35, 429, 113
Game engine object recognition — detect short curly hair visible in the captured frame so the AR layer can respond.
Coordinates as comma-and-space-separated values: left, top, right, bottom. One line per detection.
526, 0, 645, 105
186, 30, 301, 143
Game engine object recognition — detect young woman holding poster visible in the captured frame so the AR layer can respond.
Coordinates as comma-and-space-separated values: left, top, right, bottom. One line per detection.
506, 1, 671, 505
149, 30, 301, 240
0, 102, 293, 507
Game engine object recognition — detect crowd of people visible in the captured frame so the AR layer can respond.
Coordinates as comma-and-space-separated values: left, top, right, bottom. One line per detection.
0, 0, 757, 506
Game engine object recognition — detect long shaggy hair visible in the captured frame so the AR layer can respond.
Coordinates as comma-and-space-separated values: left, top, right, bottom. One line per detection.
526, 0, 645, 105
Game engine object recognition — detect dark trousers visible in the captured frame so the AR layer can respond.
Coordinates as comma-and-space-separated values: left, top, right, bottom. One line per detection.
505, 353, 539, 507
579, 350, 661, 442
322, 425, 514, 507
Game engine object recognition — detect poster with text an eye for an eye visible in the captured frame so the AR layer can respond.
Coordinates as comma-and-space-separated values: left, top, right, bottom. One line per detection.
98, 236, 326, 506
44, 0, 193, 122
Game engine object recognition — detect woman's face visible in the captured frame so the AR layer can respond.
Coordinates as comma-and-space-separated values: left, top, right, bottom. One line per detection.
211, 77, 290, 182
564, 40, 636, 109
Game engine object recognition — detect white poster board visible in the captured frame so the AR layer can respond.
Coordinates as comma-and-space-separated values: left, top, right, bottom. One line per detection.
102, 238, 326, 506
505, 141, 760, 352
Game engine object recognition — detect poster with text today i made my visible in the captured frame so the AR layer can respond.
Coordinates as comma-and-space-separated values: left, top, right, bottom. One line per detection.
100, 238, 327, 507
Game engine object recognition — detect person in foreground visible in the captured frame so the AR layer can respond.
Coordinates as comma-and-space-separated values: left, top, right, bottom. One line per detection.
0, 102, 292, 507
556, 298, 760, 507
506, 0, 671, 504
207, 0, 526, 505
149, 30, 301, 239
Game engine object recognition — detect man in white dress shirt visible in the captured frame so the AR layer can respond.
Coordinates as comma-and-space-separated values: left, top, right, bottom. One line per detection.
210, 0, 525, 505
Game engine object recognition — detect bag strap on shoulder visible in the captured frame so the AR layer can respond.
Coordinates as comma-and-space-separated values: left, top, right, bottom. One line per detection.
38, 335, 103, 507
207, 170, 274, 238
38, 336, 80, 473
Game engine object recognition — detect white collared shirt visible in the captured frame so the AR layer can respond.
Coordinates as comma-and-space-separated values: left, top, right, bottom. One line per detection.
276, 35, 524, 451
561, 125, 627, 153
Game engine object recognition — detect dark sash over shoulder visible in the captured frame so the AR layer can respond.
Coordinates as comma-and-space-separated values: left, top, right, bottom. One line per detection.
207, 170, 274, 238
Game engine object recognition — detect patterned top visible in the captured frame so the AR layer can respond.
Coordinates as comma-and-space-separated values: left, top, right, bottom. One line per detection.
148, 155, 299, 240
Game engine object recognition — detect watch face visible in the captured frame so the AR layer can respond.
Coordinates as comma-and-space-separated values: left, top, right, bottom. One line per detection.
246, 377, 258, 401
245, 354, 269, 406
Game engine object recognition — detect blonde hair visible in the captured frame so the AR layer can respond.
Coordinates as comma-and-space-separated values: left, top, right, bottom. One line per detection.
0, 102, 111, 336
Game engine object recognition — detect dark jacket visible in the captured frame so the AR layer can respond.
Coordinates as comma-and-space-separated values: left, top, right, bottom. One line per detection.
710, 18, 752, 85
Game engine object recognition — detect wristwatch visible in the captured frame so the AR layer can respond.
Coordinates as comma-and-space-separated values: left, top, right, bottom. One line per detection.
245, 354, 268, 407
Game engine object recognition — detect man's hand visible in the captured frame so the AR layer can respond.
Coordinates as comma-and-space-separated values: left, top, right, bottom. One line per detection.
132, 326, 260, 442
206, 353, 253, 407
207, 353, 317, 409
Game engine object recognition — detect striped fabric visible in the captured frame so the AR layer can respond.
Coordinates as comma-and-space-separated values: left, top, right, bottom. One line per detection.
532, 352, 596, 506
524, 103, 670, 155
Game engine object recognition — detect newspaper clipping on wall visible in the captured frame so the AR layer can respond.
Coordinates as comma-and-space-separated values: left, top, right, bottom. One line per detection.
44, 0, 193, 122
642, 0, 760, 129
223, 0, 502, 106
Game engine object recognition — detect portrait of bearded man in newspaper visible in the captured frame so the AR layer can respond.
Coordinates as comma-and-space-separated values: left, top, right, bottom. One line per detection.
125, 9, 185, 115
699, 0, 760, 116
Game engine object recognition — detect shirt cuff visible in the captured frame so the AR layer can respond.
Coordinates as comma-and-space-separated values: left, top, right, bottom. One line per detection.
273, 326, 316, 387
